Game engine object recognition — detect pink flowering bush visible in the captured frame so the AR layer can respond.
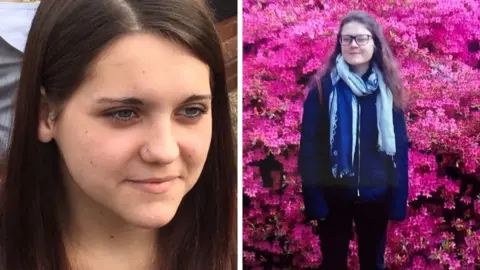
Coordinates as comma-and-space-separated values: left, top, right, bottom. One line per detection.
242, 0, 480, 269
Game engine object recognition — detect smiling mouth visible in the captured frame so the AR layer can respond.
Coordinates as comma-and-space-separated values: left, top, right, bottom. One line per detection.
126, 177, 179, 194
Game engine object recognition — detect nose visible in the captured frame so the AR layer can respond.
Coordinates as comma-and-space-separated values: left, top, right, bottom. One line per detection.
140, 119, 180, 164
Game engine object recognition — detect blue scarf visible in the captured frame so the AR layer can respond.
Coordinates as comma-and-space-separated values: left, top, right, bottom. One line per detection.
329, 55, 395, 178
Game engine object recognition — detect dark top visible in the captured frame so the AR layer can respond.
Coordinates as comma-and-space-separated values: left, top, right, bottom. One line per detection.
298, 71, 409, 221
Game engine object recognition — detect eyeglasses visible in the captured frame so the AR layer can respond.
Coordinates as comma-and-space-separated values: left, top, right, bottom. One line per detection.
339, 35, 372, 46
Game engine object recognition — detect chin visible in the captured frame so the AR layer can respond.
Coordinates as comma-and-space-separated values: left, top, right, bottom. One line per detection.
127, 215, 175, 229
137, 218, 174, 229
121, 205, 180, 229
344, 57, 369, 67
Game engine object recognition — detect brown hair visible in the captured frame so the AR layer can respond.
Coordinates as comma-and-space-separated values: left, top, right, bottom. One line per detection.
0, 0, 236, 269
312, 10, 406, 110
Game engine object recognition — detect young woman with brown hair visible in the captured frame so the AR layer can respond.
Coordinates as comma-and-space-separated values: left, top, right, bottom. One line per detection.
299, 10, 409, 270
0, 0, 236, 269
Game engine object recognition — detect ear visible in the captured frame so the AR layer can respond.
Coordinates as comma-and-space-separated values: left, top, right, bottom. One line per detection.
38, 87, 56, 143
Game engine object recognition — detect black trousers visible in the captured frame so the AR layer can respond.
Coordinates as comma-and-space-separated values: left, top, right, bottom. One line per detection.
317, 199, 388, 270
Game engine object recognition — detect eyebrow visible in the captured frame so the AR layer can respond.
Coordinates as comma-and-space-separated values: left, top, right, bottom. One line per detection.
95, 94, 212, 105
96, 97, 144, 105
183, 94, 212, 103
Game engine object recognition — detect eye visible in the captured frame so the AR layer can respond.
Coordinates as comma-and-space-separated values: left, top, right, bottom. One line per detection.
357, 36, 369, 43
341, 36, 352, 43
177, 106, 207, 118
105, 109, 138, 121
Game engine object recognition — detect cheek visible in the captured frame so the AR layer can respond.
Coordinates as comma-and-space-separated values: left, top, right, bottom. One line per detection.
178, 121, 212, 167
66, 130, 129, 165
83, 135, 133, 170
363, 45, 375, 59
54, 114, 137, 183
366, 51, 374, 60
59, 132, 126, 186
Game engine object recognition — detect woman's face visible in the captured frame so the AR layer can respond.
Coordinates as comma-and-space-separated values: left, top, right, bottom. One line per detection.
38, 33, 212, 229
340, 21, 375, 66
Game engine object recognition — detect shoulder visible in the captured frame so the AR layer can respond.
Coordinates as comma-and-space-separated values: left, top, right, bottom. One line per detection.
304, 83, 319, 105
318, 73, 334, 105
318, 72, 332, 87
303, 70, 334, 107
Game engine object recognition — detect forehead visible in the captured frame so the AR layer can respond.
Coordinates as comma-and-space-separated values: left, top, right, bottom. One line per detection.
81, 33, 211, 100
341, 21, 372, 36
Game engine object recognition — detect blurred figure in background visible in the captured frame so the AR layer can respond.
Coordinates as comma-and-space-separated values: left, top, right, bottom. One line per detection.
0, 0, 39, 158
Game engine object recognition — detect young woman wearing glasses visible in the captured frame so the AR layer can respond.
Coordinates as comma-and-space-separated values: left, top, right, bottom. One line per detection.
299, 10, 409, 270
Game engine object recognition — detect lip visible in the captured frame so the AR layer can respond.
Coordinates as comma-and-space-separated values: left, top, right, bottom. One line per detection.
126, 176, 178, 194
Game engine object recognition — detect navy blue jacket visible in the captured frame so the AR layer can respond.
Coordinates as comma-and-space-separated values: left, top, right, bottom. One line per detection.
298, 73, 409, 221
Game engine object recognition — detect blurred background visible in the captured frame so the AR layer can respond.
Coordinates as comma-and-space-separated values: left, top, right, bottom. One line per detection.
211, 0, 238, 141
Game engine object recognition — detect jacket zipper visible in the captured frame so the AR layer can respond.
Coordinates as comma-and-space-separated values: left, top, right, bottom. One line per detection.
357, 103, 361, 197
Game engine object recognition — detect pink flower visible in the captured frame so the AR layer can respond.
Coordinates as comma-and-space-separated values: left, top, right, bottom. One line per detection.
243, 0, 480, 268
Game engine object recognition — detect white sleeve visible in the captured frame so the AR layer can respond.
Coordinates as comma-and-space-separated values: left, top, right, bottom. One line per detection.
0, 2, 40, 53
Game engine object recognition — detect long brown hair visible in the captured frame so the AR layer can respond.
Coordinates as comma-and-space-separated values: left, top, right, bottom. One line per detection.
313, 10, 406, 110
0, 0, 236, 269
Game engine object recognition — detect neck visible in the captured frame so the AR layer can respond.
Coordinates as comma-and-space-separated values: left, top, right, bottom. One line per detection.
350, 62, 370, 77
59, 184, 159, 270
